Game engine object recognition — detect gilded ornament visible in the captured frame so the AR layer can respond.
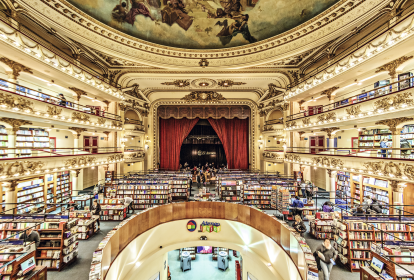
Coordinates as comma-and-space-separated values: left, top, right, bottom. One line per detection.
345, 105, 361, 117
72, 112, 91, 122
374, 92, 413, 112
263, 125, 274, 131
68, 87, 87, 101
375, 56, 413, 78
302, 118, 310, 125
217, 80, 246, 87
320, 127, 339, 138
0, 93, 34, 113
181, 91, 226, 103
320, 86, 339, 101
285, 154, 301, 162
199, 58, 209, 68
316, 112, 336, 122
0, 57, 33, 78
108, 154, 124, 162
97, 118, 106, 125
161, 80, 190, 87
47, 105, 62, 117
375, 117, 414, 134
286, 121, 297, 128
0, 117, 32, 133
69, 127, 87, 139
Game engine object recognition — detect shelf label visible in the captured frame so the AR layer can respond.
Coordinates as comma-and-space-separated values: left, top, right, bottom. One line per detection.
0, 240, 24, 245
0, 215, 13, 219
46, 215, 69, 220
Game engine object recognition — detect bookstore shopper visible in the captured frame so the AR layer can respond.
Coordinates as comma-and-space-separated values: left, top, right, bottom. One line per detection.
292, 215, 307, 237
19, 227, 40, 248
91, 200, 102, 230
291, 196, 304, 218
315, 239, 337, 280
369, 197, 383, 214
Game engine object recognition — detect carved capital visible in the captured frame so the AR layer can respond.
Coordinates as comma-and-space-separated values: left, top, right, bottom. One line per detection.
119, 103, 128, 111
327, 169, 333, 178
2, 180, 18, 192
69, 127, 87, 139
69, 87, 87, 101
0, 57, 33, 79
375, 117, 414, 134
390, 180, 406, 193
298, 131, 306, 140
375, 56, 413, 78
0, 118, 32, 133
321, 87, 339, 101
73, 169, 81, 177
298, 100, 306, 110
320, 127, 340, 138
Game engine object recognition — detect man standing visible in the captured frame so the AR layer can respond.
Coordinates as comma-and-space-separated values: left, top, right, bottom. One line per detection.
124, 196, 134, 214
19, 227, 40, 248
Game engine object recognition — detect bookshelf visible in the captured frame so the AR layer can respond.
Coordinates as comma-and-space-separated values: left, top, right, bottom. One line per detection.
271, 185, 277, 209
310, 215, 334, 240
16, 129, 49, 157
116, 183, 169, 210
56, 172, 71, 205
0, 127, 8, 158
0, 250, 38, 279
37, 218, 78, 271
277, 188, 290, 216
98, 199, 127, 221
169, 180, 188, 202
220, 180, 241, 202
16, 178, 45, 214
242, 184, 272, 209
69, 211, 97, 240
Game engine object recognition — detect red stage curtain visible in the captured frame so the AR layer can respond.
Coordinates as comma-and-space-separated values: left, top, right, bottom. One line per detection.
159, 118, 199, 170
208, 118, 249, 170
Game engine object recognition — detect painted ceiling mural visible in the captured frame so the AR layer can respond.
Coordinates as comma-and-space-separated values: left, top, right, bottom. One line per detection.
66, 0, 340, 49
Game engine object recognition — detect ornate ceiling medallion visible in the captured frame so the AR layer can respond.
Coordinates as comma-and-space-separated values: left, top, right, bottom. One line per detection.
191, 78, 217, 88
217, 80, 247, 87
161, 80, 190, 87
181, 92, 226, 103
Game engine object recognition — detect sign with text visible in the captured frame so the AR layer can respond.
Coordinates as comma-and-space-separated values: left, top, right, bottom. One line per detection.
198, 221, 221, 233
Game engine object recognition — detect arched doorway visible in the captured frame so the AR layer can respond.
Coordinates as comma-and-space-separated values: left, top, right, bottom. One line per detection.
179, 119, 227, 168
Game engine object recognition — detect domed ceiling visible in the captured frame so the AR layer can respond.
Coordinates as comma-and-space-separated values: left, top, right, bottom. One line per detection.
66, 0, 340, 49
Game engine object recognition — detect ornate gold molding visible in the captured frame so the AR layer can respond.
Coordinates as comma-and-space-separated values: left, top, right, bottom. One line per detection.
285, 154, 301, 162
298, 131, 306, 140
375, 117, 414, 134
263, 152, 284, 162
69, 127, 87, 139
108, 154, 124, 162
217, 80, 246, 87
0, 118, 32, 133
345, 105, 361, 117
302, 118, 310, 125
286, 121, 297, 128
0, 57, 32, 79
2, 180, 18, 192
47, 105, 62, 117
263, 125, 274, 132
374, 92, 413, 112
69, 87, 87, 101
0, 161, 44, 176
375, 55, 413, 78
64, 156, 96, 167
320, 127, 340, 138
320, 86, 339, 101
161, 80, 190, 87
97, 118, 107, 125
181, 92, 226, 103
72, 112, 91, 122
389, 180, 406, 193
317, 112, 336, 122
311, 157, 343, 168
0, 93, 34, 113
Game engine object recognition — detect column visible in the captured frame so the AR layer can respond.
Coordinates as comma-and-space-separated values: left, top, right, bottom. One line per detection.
3, 180, 18, 214
329, 138, 335, 155
326, 169, 336, 203
71, 169, 82, 196
391, 129, 401, 159
6, 129, 16, 158
6, 72, 17, 93
390, 180, 405, 215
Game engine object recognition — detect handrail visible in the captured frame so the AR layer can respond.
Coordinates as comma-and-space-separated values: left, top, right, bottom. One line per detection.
0, 79, 121, 121
0, 11, 121, 89
265, 119, 284, 125
286, 147, 414, 159
97, 202, 309, 280
124, 118, 142, 125
287, 4, 414, 88
287, 75, 413, 121
0, 147, 122, 159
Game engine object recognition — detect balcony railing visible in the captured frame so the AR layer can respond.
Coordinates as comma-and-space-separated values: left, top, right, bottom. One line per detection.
264, 119, 283, 125
287, 75, 414, 121
124, 146, 144, 152
0, 79, 121, 121
286, 147, 414, 160
124, 118, 145, 131
0, 147, 122, 159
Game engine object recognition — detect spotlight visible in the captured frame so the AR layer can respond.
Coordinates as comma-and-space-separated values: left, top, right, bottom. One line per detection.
200, 236, 207, 241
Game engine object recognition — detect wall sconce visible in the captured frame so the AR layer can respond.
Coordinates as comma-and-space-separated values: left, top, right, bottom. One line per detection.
145, 136, 151, 150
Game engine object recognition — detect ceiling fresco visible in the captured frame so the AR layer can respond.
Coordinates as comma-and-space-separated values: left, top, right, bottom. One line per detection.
66, 0, 340, 49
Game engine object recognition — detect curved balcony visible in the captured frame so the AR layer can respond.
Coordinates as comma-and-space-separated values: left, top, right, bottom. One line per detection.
94, 202, 309, 280
124, 118, 145, 133
262, 119, 284, 134
285, 78, 414, 131
0, 147, 123, 181
0, 80, 122, 130
285, 147, 414, 183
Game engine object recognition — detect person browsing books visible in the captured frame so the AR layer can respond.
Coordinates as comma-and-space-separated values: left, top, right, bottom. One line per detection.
19, 227, 40, 248
292, 215, 307, 237
315, 239, 338, 280
322, 201, 334, 212
290, 196, 304, 218
91, 199, 101, 230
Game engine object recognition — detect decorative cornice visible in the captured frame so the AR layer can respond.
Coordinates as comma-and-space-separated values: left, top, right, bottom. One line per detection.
345, 105, 362, 117
375, 55, 414, 78
0, 118, 32, 133
0, 93, 34, 113
316, 112, 336, 123
181, 92, 226, 103
311, 156, 343, 168
263, 152, 284, 162
374, 92, 413, 112
69, 87, 87, 101
320, 127, 340, 138
0, 161, 44, 177
0, 57, 32, 79
320, 86, 339, 101
46, 105, 62, 117
69, 127, 87, 138
161, 80, 190, 87
64, 156, 96, 167
375, 117, 414, 134
72, 112, 91, 122
389, 180, 405, 193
